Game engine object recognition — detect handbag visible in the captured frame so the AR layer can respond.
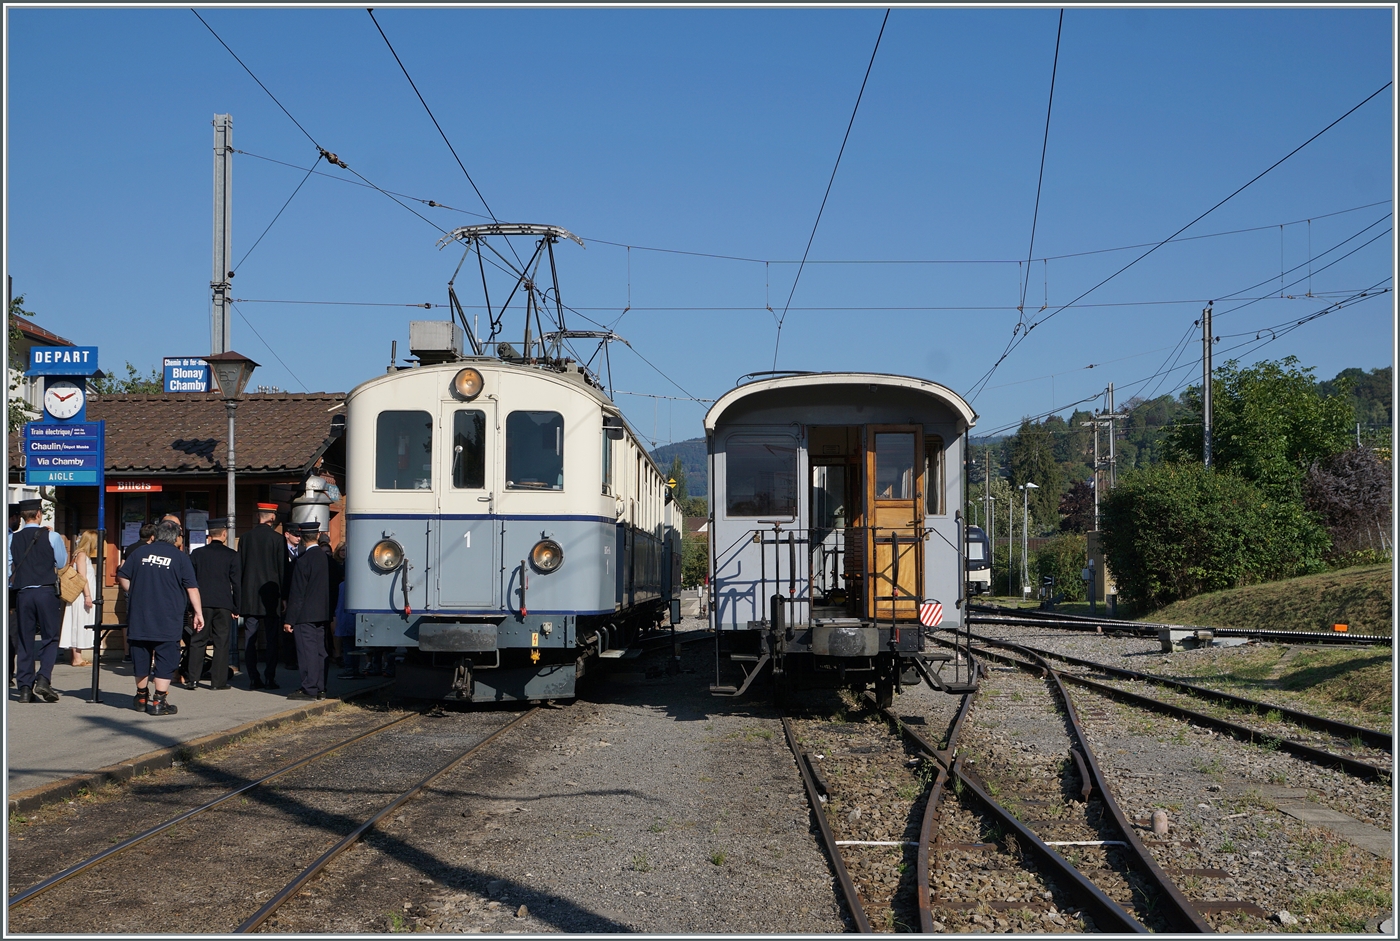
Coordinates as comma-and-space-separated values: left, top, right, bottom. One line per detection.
57, 561, 86, 605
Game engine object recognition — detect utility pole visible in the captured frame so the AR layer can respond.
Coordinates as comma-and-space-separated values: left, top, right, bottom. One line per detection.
1107, 382, 1118, 488
1202, 303, 1213, 469
211, 114, 233, 355
1081, 398, 1126, 530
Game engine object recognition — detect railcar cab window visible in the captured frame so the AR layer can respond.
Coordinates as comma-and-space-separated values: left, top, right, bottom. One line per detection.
376, 410, 433, 490
452, 410, 487, 489
506, 411, 564, 490
725, 435, 798, 517
873, 433, 916, 500
925, 436, 945, 515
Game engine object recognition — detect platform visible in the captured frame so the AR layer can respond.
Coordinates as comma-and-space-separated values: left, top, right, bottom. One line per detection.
6, 656, 389, 811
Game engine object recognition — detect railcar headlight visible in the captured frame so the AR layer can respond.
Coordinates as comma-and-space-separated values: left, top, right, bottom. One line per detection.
452, 367, 484, 400
530, 539, 564, 574
370, 538, 405, 573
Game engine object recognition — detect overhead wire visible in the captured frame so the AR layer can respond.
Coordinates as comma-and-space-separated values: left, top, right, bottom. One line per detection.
966, 79, 1393, 403
771, 8, 890, 371
231, 157, 321, 274
231, 304, 309, 393
1016, 9, 1065, 321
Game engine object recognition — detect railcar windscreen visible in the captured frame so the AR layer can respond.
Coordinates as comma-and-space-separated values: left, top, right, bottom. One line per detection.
376, 410, 433, 490
967, 539, 986, 561
452, 409, 487, 489
725, 435, 798, 517
506, 411, 564, 490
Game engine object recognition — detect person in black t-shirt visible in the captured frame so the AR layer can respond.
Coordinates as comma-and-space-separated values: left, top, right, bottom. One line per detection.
117, 520, 203, 715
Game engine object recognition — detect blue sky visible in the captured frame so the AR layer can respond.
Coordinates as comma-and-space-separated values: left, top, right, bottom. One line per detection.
6, 6, 1394, 445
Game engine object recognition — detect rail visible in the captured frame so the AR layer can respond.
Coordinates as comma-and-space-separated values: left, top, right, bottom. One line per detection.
968, 604, 1391, 646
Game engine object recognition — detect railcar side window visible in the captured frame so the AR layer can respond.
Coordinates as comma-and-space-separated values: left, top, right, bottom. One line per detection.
925, 436, 945, 515
376, 410, 433, 490
452, 410, 487, 489
725, 435, 798, 517
601, 431, 614, 495
506, 411, 564, 490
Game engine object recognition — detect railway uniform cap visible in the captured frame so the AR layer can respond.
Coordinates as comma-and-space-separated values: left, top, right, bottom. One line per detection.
256, 502, 279, 512
17, 499, 43, 514
295, 520, 321, 536
8, 504, 20, 516
205, 518, 230, 530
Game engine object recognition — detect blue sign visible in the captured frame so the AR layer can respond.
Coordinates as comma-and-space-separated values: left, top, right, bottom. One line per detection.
24, 420, 104, 488
28, 346, 99, 376
164, 357, 210, 393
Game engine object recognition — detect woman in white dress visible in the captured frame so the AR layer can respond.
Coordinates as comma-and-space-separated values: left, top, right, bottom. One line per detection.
60, 530, 99, 666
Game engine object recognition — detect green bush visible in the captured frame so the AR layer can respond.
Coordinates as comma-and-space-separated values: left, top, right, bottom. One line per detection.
1035, 534, 1087, 602
681, 535, 708, 589
1100, 463, 1329, 612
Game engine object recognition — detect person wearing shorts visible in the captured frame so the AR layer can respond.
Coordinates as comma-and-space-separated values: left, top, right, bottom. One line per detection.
118, 519, 204, 715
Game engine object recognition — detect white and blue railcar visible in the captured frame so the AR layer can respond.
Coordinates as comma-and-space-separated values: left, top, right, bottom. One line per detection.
706, 372, 980, 704
345, 342, 680, 702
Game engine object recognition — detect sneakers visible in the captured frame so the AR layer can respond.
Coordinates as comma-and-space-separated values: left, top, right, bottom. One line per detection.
146, 691, 177, 716
32, 676, 60, 703
132, 688, 149, 711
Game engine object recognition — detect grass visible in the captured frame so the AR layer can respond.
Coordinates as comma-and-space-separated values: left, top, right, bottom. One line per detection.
1145, 563, 1392, 636
1169, 644, 1392, 725
632, 854, 651, 872
710, 850, 726, 866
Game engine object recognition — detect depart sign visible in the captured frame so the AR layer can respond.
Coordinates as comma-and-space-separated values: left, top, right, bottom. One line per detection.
29, 346, 99, 375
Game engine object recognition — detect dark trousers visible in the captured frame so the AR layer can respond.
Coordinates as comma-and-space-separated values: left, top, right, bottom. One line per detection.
15, 587, 61, 689
131, 639, 182, 682
184, 607, 233, 688
243, 615, 282, 684
292, 621, 329, 697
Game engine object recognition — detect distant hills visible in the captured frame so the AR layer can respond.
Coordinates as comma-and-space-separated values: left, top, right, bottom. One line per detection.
650, 438, 707, 496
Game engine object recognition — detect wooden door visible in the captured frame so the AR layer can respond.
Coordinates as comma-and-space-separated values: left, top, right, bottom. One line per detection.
865, 425, 923, 621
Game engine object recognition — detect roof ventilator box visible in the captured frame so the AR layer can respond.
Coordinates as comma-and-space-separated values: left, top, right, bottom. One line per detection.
409, 320, 464, 365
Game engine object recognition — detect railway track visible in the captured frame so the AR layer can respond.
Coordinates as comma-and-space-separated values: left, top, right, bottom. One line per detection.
8, 706, 540, 933
965, 631, 1392, 780
781, 652, 1217, 933
968, 604, 1392, 647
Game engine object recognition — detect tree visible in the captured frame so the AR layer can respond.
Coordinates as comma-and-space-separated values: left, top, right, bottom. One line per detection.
8, 294, 37, 434
666, 455, 689, 503
1166, 357, 1355, 499
1035, 534, 1087, 602
91, 362, 162, 395
1005, 418, 1065, 529
1059, 479, 1095, 533
1303, 446, 1392, 559
1100, 462, 1328, 612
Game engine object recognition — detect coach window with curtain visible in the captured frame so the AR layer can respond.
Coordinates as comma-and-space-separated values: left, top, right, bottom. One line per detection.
925, 436, 945, 515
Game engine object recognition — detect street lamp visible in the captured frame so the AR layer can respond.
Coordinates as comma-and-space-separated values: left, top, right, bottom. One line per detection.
1019, 482, 1039, 598
206, 351, 259, 548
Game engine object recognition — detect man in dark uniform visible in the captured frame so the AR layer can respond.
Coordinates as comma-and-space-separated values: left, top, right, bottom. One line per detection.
186, 518, 241, 690
283, 520, 330, 701
8, 499, 67, 703
239, 503, 285, 689
118, 519, 203, 715
281, 524, 303, 671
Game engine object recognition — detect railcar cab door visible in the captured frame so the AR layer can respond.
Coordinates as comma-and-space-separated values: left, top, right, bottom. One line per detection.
865, 425, 923, 622
436, 402, 499, 609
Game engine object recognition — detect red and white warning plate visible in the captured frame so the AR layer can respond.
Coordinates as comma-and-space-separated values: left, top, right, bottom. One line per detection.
919, 601, 943, 627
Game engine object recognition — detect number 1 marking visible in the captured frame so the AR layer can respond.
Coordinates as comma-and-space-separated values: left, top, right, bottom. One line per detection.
463, 531, 471, 548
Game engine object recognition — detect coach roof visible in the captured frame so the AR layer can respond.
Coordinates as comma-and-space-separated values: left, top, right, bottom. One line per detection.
704, 372, 977, 434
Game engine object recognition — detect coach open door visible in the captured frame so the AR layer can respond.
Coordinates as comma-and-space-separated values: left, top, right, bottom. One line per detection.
865, 425, 923, 622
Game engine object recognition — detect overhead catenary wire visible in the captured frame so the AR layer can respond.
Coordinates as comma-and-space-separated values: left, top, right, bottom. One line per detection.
1016, 9, 1065, 320
771, 8, 890, 371
231, 304, 310, 392
231, 156, 321, 275
966, 79, 1394, 403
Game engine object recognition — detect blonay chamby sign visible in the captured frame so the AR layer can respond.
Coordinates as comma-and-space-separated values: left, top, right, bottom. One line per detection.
164, 357, 211, 392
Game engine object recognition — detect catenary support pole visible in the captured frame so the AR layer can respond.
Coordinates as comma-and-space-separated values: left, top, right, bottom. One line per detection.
211, 114, 233, 355
1202, 304, 1213, 469
226, 401, 237, 548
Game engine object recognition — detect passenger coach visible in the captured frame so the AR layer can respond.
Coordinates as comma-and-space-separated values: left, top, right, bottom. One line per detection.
706, 372, 980, 704
345, 324, 681, 703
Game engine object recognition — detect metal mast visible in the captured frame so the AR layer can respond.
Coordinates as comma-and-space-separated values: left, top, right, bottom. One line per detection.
211, 114, 233, 355
1202, 304, 1213, 468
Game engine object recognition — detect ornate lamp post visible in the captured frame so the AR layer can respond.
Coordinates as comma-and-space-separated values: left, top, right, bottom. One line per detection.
206, 351, 258, 548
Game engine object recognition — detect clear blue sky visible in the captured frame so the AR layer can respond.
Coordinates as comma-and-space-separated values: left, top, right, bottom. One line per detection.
6, 6, 1394, 444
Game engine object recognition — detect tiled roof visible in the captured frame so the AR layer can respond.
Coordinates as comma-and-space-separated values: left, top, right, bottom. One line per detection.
10, 314, 74, 347
9, 393, 346, 476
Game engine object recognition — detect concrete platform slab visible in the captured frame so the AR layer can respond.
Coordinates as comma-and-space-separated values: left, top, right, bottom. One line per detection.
6, 657, 390, 809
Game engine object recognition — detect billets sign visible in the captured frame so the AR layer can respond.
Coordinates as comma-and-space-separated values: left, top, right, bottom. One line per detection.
164, 357, 211, 393
24, 421, 104, 486
28, 346, 99, 376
